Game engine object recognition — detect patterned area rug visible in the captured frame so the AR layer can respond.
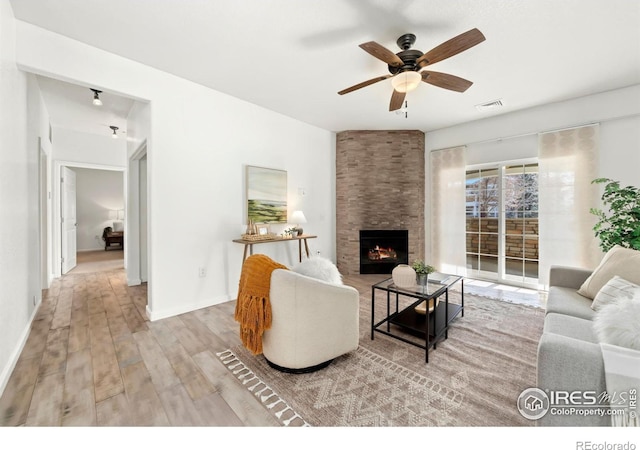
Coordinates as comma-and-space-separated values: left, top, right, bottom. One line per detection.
217, 290, 545, 426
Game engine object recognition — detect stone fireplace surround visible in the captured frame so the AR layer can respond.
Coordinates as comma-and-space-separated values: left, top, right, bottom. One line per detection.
336, 130, 425, 275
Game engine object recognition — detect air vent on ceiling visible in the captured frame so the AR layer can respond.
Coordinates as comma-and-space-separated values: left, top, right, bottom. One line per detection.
475, 99, 504, 112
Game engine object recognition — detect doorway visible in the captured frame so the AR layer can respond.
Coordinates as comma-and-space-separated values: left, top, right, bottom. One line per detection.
54, 162, 126, 277
465, 160, 539, 288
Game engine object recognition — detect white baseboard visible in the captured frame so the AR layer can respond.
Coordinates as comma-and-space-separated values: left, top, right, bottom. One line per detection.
127, 278, 142, 286
0, 299, 41, 397
146, 294, 232, 322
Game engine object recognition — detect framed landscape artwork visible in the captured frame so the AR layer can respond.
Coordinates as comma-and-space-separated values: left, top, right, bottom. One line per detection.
246, 165, 287, 223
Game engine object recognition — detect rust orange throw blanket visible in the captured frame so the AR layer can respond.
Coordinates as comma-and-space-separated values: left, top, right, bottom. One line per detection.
234, 254, 288, 355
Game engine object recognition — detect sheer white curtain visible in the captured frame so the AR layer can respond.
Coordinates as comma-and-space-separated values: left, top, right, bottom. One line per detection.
430, 146, 467, 275
538, 124, 601, 287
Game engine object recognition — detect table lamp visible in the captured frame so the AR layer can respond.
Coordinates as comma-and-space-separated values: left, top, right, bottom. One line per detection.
290, 210, 307, 236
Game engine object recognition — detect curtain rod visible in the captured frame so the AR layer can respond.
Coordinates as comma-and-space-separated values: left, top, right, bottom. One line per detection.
431, 112, 640, 150
467, 122, 600, 147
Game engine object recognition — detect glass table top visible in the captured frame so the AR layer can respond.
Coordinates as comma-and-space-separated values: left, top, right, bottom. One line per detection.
373, 272, 462, 298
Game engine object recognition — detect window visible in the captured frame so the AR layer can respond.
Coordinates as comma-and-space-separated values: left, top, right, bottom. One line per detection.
466, 162, 539, 287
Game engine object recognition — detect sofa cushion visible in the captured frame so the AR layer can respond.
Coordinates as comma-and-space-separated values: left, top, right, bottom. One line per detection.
545, 286, 595, 320
578, 245, 640, 299
543, 313, 598, 343
536, 332, 608, 426
293, 256, 343, 285
591, 275, 640, 311
593, 293, 640, 350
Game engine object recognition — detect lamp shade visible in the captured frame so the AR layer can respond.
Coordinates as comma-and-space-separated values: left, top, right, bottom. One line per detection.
290, 210, 307, 224
391, 71, 421, 93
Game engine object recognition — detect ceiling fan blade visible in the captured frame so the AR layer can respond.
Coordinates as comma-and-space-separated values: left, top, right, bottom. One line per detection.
338, 75, 391, 95
389, 89, 406, 111
421, 71, 473, 92
359, 41, 404, 67
416, 28, 485, 68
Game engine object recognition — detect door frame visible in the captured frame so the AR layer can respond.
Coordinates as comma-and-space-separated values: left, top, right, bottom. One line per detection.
126, 140, 148, 287
39, 139, 51, 288
60, 166, 78, 274
53, 160, 126, 278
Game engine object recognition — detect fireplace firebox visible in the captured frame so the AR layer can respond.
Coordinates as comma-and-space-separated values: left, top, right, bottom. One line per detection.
359, 230, 409, 274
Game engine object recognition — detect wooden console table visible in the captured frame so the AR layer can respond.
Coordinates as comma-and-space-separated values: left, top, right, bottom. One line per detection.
233, 235, 317, 268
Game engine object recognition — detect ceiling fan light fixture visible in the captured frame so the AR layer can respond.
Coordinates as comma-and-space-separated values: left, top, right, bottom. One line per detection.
391, 71, 421, 93
91, 88, 103, 106
339, 29, 485, 110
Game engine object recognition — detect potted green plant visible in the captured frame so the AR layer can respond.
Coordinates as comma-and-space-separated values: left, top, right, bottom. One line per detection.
590, 178, 640, 252
412, 259, 436, 286
283, 227, 297, 238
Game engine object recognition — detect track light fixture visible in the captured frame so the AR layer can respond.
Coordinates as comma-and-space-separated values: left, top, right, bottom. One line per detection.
110, 126, 119, 139
91, 89, 102, 106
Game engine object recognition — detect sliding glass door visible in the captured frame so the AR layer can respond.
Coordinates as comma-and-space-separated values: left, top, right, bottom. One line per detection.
465, 161, 539, 287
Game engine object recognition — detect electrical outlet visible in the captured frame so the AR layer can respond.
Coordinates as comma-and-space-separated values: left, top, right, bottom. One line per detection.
198, 267, 206, 278
95, 235, 99, 240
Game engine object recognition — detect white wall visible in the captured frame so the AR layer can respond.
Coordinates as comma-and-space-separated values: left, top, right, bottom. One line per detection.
425, 85, 640, 260
15, 21, 337, 321
0, 0, 44, 395
74, 168, 124, 251
29, 76, 53, 287
53, 127, 127, 167
599, 114, 640, 188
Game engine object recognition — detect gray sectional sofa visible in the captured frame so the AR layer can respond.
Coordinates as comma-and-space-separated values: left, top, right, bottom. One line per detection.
536, 265, 609, 427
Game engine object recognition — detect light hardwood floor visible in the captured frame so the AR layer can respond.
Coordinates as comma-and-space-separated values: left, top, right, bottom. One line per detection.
0, 261, 545, 427
0, 268, 282, 427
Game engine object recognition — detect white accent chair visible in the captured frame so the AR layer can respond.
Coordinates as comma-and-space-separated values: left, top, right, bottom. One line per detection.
261, 269, 360, 373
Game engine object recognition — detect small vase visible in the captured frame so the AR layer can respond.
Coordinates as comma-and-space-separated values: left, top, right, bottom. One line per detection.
416, 273, 428, 286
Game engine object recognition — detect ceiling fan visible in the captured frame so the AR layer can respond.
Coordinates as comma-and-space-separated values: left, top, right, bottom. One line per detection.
338, 28, 486, 111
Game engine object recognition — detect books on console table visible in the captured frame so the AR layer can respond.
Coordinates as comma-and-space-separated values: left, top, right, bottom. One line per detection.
428, 272, 457, 285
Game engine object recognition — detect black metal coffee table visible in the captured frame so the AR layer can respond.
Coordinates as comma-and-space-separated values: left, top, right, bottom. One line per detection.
371, 274, 464, 363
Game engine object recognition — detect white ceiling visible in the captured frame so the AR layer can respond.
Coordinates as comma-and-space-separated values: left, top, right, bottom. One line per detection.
11, 0, 640, 134
36, 76, 134, 138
